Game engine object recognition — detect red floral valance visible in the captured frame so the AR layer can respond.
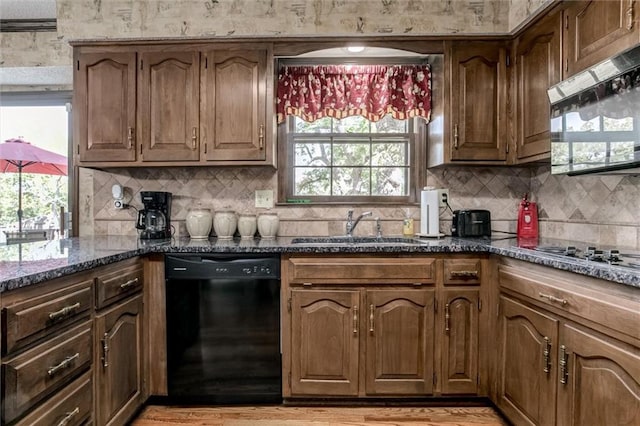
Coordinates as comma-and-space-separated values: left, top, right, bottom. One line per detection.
276, 64, 431, 124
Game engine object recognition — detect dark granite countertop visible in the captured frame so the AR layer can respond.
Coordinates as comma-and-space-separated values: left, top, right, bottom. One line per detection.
1, 234, 639, 293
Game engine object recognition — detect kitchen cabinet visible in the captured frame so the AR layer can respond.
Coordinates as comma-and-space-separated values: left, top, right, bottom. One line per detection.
563, 0, 640, 78
73, 43, 274, 167
138, 51, 200, 162
94, 294, 144, 426
74, 51, 137, 163
202, 49, 268, 161
513, 9, 563, 162
497, 258, 640, 426
448, 41, 508, 163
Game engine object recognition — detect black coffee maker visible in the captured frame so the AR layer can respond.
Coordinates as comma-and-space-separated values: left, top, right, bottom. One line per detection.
136, 191, 172, 239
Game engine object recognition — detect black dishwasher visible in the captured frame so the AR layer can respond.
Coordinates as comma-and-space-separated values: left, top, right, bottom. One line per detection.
165, 254, 281, 404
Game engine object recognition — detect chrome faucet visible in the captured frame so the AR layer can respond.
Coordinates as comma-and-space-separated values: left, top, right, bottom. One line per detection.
346, 210, 372, 237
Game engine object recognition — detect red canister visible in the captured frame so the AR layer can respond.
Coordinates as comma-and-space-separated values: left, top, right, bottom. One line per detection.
517, 194, 538, 244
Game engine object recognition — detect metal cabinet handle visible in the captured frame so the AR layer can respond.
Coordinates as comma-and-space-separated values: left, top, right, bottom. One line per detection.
191, 127, 198, 149
445, 303, 450, 332
353, 306, 359, 335
543, 336, 551, 374
453, 124, 459, 149
450, 270, 478, 279
369, 304, 374, 333
49, 302, 81, 321
56, 407, 80, 426
627, 0, 634, 30
48, 352, 79, 376
102, 332, 109, 368
127, 127, 134, 149
259, 124, 265, 149
120, 277, 139, 290
539, 292, 568, 306
559, 345, 568, 384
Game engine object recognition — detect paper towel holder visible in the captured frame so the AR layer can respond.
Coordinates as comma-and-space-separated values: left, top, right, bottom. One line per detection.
415, 187, 444, 239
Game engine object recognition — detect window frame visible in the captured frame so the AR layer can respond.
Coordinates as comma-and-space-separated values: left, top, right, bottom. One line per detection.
276, 58, 428, 206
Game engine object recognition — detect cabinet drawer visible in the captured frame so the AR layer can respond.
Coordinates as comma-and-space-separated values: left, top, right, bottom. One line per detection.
96, 262, 143, 309
2, 321, 92, 424
15, 371, 92, 426
287, 257, 435, 284
444, 259, 481, 285
2, 280, 92, 355
499, 264, 640, 341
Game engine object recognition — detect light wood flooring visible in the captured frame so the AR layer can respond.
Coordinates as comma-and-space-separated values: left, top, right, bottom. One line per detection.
131, 405, 509, 425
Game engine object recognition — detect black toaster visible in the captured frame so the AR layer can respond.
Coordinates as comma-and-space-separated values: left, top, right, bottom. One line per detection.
451, 209, 491, 237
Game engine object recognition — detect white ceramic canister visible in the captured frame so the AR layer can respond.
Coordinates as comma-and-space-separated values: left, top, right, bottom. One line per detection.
213, 210, 237, 239
237, 214, 257, 239
185, 207, 213, 239
257, 212, 279, 239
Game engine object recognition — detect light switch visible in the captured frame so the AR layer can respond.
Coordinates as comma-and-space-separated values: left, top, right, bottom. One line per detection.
255, 190, 274, 209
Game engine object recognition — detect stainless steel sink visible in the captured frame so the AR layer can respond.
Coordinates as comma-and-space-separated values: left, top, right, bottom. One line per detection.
290, 236, 425, 246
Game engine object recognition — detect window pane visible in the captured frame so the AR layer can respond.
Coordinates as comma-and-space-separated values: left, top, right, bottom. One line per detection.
295, 168, 331, 195
372, 115, 407, 133
603, 116, 633, 131
294, 141, 331, 166
295, 116, 332, 133
333, 140, 370, 166
550, 116, 563, 133
610, 141, 635, 161
565, 112, 600, 132
573, 142, 606, 163
372, 167, 407, 195
372, 142, 407, 166
333, 168, 370, 195
551, 142, 569, 165
333, 116, 370, 133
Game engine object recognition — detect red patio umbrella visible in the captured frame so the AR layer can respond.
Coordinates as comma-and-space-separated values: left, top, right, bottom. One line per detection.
0, 137, 68, 233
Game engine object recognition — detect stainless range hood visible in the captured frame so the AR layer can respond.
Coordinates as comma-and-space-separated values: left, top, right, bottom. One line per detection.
547, 44, 640, 176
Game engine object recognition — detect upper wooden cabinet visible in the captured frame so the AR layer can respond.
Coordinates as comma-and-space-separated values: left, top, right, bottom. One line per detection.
73, 44, 274, 167
514, 9, 563, 162
448, 41, 508, 163
563, 0, 640, 78
202, 50, 268, 162
74, 52, 137, 163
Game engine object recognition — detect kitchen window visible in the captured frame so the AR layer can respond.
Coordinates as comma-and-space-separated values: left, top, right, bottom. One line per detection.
276, 61, 431, 204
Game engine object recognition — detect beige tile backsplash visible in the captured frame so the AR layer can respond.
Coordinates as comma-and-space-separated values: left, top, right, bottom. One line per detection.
82, 164, 640, 249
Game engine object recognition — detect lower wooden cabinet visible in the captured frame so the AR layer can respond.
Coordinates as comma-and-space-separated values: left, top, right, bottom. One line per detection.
94, 294, 144, 426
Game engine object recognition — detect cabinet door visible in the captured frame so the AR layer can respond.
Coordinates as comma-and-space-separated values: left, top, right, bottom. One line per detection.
441, 289, 479, 395
202, 49, 267, 161
95, 295, 143, 426
515, 10, 562, 161
450, 41, 507, 161
557, 323, 640, 426
75, 52, 136, 162
290, 289, 359, 396
365, 289, 434, 395
564, 0, 640, 77
138, 51, 200, 162
498, 296, 558, 426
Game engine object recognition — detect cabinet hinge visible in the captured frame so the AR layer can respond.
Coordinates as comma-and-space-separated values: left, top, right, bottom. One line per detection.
76, 144, 79, 155
565, 15, 569, 29
140, 60, 143, 70
287, 297, 291, 312
205, 56, 208, 69
434, 299, 438, 313
302, 282, 312, 287
76, 60, 80, 71
433, 372, 437, 385
478, 299, 482, 311
506, 54, 510, 67
477, 373, 480, 385
204, 143, 207, 154
413, 282, 422, 286
506, 144, 509, 154
288, 372, 292, 387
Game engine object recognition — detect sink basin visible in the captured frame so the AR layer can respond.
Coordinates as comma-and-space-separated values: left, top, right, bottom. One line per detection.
290, 236, 425, 246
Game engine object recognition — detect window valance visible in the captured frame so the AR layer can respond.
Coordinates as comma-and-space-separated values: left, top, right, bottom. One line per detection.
276, 64, 432, 124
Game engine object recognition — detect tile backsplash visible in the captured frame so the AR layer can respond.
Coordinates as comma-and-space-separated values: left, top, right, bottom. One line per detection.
81, 164, 640, 249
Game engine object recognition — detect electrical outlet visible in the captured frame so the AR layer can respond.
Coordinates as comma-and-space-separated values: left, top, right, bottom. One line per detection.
438, 189, 450, 207
255, 190, 274, 209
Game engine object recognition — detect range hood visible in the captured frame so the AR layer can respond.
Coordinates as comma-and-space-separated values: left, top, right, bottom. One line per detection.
547, 45, 640, 176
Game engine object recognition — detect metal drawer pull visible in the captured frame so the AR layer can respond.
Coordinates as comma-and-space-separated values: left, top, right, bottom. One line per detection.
543, 336, 551, 374
353, 306, 358, 335
538, 292, 568, 306
56, 407, 80, 426
120, 277, 139, 289
369, 304, 374, 333
47, 352, 80, 376
445, 303, 450, 332
560, 345, 568, 384
102, 332, 110, 368
450, 270, 478, 279
49, 302, 81, 321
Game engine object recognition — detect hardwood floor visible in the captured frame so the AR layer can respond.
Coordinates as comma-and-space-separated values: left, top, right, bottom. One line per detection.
131, 405, 509, 425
